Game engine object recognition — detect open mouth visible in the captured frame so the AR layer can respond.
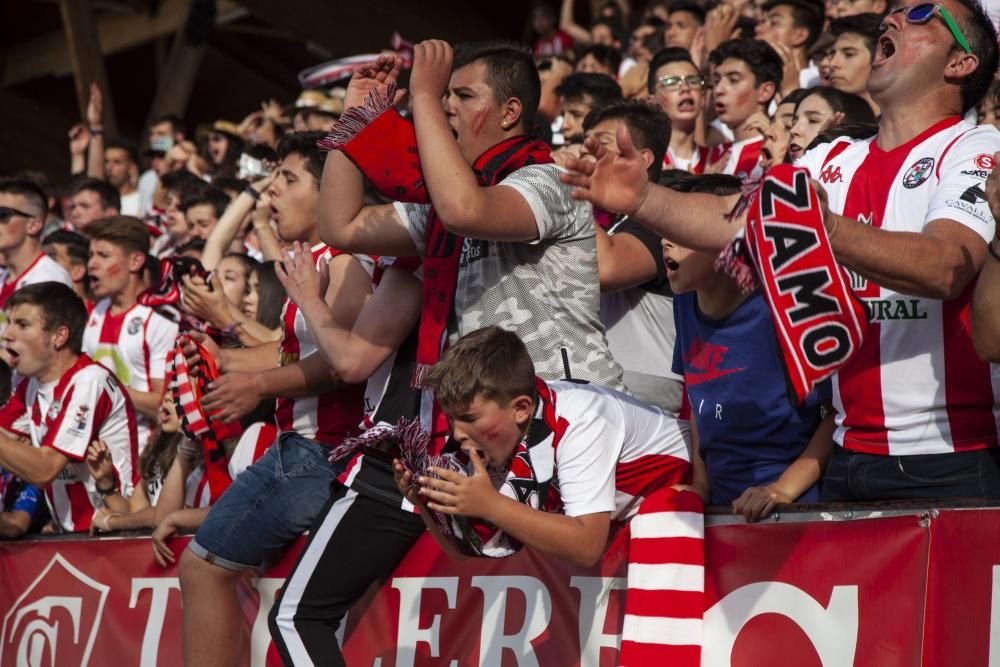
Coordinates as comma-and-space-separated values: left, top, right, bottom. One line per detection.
6, 347, 19, 365
714, 102, 727, 115
788, 142, 804, 160
678, 98, 695, 111
875, 34, 896, 64
664, 258, 680, 274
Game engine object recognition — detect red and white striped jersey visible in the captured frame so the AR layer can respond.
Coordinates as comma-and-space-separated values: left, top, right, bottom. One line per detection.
708, 136, 763, 180
275, 243, 370, 445
544, 381, 691, 521
663, 145, 710, 174
797, 117, 1000, 455
0, 254, 73, 325
0, 355, 138, 532
82, 300, 178, 451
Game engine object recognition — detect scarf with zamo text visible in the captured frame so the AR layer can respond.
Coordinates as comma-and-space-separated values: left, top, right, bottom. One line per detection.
715, 164, 868, 404
318, 81, 553, 454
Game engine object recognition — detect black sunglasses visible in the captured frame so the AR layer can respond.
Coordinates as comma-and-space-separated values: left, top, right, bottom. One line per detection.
0, 206, 36, 223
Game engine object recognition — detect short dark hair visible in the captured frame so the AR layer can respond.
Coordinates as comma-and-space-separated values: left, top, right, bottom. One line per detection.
648, 47, 699, 93
70, 177, 120, 211
276, 131, 327, 187
658, 170, 742, 196
153, 113, 186, 137
797, 86, 877, 125
180, 183, 231, 218
829, 12, 882, 54
709, 39, 784, 89
176, 238, 206, 256
954, 0, 1000, 112
105, 138, 139, 165
454, 41, 542, 131
422, 326, 536, 412
669, 1, 706, 24
763, 0, 826, 49
779, 87, 812, 109
591, 18, 625, 43
577, 44, 624, 74
83, 215, 151, 256
160, 169, 203, 199
584, 100, 671, 179
0, 178, 48, 218
7, 282, 88, 354
555, 72, 623, 107
12, 171, 55, 203
42, 230, 90, 266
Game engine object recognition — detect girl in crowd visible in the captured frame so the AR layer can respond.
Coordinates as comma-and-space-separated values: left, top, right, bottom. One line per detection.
787, 86, 876, 162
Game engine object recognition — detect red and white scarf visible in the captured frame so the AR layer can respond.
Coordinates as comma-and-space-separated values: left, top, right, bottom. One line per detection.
716, 164, 868, 404
168, 334, 242, 502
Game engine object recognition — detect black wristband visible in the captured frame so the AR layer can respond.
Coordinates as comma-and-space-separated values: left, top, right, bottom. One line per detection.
989, 240, 1000, 262
243, 186, 261, 201
96, 481, 117, 496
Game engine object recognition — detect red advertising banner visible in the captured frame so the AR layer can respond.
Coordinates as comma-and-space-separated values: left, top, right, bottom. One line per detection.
0, 508, 996, 666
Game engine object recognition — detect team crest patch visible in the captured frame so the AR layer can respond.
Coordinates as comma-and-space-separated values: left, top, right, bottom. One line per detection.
902, 158, 934, 189
46, 399, 62, 421
127, 316, 144, 335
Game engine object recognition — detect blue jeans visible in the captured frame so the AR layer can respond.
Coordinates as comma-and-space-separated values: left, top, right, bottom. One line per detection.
188, 431, 344, 570
821, 445, 1000, 501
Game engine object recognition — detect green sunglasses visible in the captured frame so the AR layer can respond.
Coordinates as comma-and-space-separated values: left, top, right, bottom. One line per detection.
884, 3, 972, 54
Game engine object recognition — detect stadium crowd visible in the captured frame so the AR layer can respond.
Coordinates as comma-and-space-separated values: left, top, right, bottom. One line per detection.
1, 0, 1000, 663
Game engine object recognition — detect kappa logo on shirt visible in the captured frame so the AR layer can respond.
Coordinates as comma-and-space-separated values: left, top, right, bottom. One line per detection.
683, 338, 746, 386
819, 164, 843, 184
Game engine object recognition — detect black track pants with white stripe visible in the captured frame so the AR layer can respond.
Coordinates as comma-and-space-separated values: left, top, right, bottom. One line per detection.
268, 483, 425, 666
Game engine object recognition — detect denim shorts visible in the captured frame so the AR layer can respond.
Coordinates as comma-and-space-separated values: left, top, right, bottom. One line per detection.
188, 431, 343, 571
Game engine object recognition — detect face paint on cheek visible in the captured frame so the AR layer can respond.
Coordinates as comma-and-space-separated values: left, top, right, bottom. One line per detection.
471, 105, 492, 137
106, 264, 121, 278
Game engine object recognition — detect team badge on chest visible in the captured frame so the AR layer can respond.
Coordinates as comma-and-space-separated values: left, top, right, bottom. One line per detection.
127, 316, 144, 335
902, 157, 934, 189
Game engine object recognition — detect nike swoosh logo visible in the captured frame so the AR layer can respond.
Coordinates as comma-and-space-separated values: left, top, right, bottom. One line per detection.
685, 366, 747, 386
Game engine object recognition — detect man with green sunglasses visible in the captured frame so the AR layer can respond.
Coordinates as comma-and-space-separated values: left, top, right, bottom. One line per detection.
882, 3, 972, 53
563, 0, 1000, 501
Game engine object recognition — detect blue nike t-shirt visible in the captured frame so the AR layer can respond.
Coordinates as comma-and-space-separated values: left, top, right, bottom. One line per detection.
672, 290, 829, 505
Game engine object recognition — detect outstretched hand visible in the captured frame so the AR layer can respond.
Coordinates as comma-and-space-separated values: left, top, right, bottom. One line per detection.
417, 449, 498, 519
560, 123, 651, 217
343, 53, 407, 110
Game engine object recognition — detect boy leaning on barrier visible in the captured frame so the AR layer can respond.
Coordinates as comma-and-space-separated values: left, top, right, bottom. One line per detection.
395, 326, 706, 666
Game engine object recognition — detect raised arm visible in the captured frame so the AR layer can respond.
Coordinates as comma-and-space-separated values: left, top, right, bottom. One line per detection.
85, 83, 105, 180
560, 0, 593, 45
317, 55, 418, 257
202, 173, 275, 270
563, 124, 741, 251
409, 41, 541, 242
